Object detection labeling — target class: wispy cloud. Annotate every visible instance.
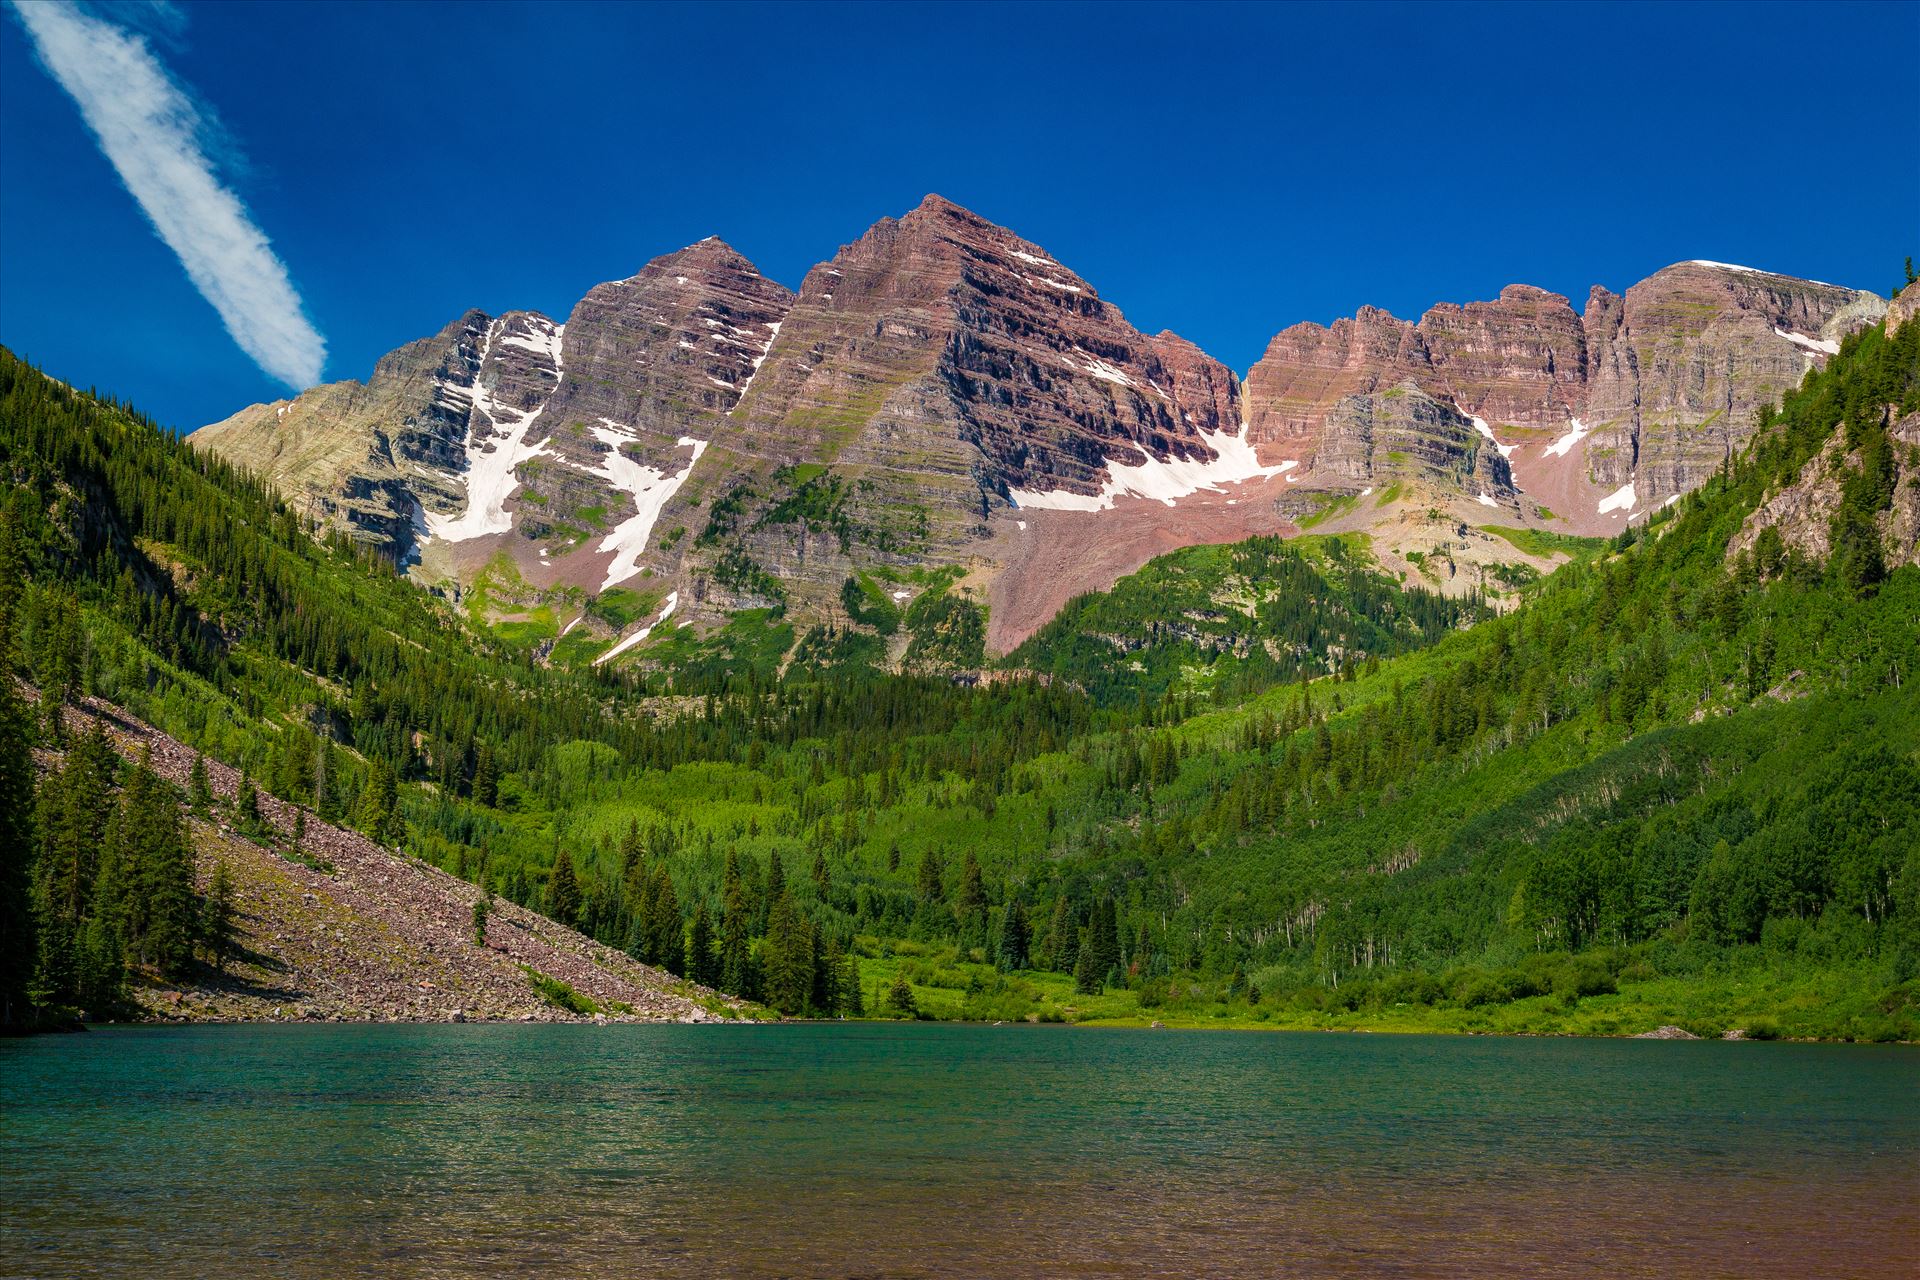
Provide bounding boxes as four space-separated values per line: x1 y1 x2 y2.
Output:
9 0 326 389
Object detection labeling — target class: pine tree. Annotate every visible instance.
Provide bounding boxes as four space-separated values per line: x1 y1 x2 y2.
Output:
886 971 917 1016
1073 932 1100 995
472 742 498 808
201 863 238 975
720 862 751 998
840 948 863 1016
1047 897 1079 974
997 898 1031 972
116 752 196 977
187 754 212 814
357 756 398 846
916 848 945 903
688 901 716 987
760 852 783 909
625 868 657 962
955 851 986 940
472 889 492 946
651 868 683 975
547 846 582 926
763 888 811 1015
235 774 264 835
1089 895 1122 986
0 674 37 1028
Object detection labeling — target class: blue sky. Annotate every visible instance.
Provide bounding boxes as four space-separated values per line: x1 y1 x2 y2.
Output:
2 0 1916 431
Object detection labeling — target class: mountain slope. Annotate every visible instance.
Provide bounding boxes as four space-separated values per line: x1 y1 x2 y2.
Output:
53 695 736 1023
1246 262 1885 534
191 200 1885 663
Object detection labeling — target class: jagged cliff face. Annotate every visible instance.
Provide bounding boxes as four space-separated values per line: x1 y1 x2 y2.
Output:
675 196 1260 619
1246 262 1885 532
193 197 1888 660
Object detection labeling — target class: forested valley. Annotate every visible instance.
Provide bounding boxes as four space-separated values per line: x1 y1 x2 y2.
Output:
2 308 1917 1040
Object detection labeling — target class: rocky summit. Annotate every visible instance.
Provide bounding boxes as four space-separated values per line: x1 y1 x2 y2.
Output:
192 197 1887 661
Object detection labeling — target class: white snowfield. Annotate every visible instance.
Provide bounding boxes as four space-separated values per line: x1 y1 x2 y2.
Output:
1543 417 1590 459
594 591 678 667
424 318 565 544
1469 413 1518 458
591 425 708 591
1009 249 1055 267
1477 493 1497 507
1010 425 1294 512
1598 481 1637 515
1774 327 1840 356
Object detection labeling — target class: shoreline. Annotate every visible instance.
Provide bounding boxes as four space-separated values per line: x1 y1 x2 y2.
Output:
59 1011 1916 1046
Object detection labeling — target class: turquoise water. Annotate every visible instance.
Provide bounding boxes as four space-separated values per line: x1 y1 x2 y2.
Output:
2 1024 1915 1277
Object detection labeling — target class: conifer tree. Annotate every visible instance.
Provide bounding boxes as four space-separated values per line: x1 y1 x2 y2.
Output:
1089 895 1122 986
625 869 657 962
886 971 917 1016
956 851 987 940
761 850 785 935
812 924 838 1014
651 868 683 975
0 674 37 1028
763 888 811 1014
720 862 751 998
840 947 863 1016
473 889 492 947
688 901 716 988
357 757 399 846
201 863 238 974
997 898 1031 972
235 774 263 835
472 742 498 808
546 846 582 926
1073 932 1100 995
916 848 946 903
188 754 212 814
1047 897 1079 974
115 753 196 976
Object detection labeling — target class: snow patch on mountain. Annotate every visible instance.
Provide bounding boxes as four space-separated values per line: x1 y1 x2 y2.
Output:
594 591 679 667
1598 481 1637 515
425 318 563 543
1469 413 1518 458
1009 423 1291 512
1774 327 1839 356
1543 417 1590 459
593 429 708 590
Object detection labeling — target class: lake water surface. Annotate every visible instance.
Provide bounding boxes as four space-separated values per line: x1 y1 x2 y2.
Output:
2 1023 1915 1277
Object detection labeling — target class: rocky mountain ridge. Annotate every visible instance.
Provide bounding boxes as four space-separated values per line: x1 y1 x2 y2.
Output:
193 196 1888 660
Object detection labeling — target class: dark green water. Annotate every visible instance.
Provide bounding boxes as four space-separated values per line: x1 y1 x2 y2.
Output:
2 1024 1915 1278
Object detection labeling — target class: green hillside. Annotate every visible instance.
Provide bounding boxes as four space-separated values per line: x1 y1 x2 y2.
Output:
3 308 1918 1040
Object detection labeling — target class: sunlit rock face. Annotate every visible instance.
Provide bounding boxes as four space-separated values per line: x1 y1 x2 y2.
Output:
195 199 1885 648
